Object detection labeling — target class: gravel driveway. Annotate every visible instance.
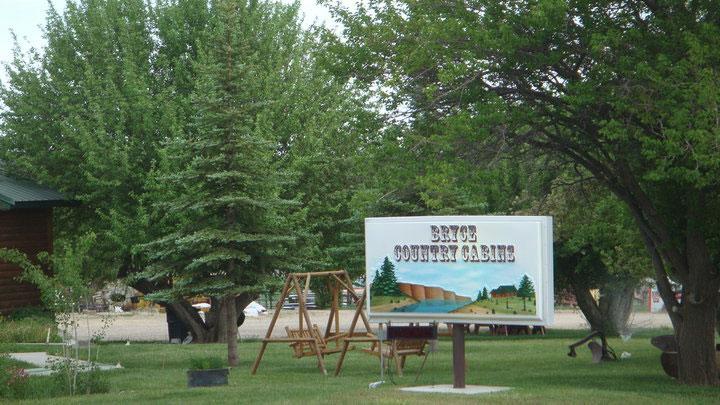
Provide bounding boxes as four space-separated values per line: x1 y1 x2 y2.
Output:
64 309 673 342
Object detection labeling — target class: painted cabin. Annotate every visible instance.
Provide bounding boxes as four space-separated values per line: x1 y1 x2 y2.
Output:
490 285 518 299
0 167 73 314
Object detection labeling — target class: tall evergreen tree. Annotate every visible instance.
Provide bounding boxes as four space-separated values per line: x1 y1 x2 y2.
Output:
138 0 303 365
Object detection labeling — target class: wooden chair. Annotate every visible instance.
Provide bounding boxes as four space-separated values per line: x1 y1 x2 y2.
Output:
364 338 427 376
285 324 343 358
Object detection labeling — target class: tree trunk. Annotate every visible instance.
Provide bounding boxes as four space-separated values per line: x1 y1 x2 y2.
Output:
166 300 212 342
129 274 257 343
225 296 239 367
676 236 719 385
677 298 718 384
215 297 230 343
159 293 256 343
570 279 614 336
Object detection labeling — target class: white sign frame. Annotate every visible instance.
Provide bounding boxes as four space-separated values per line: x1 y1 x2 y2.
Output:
365 216 553 325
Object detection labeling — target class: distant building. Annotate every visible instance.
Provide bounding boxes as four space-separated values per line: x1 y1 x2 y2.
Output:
0 165 75 314
490 285 518 299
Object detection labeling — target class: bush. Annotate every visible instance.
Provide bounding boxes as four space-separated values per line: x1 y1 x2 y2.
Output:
50 360 110 396
189 356 225 370
7 306 55 321
0 355 111 400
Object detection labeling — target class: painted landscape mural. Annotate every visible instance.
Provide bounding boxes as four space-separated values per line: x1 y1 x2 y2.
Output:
369 256 536 315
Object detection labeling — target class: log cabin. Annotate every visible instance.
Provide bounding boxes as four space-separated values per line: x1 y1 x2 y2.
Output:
0 166 74 314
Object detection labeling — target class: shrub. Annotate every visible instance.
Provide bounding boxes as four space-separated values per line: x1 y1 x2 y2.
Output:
7 306 54 321
189 356 225 370
50 360 110 396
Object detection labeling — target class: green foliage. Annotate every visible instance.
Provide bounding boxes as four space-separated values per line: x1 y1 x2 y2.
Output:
137 0 309 303
49 361 110 397
189 356 225 370
518 275 535 299
0 233 96 314
0 0 170 279
370 257 402 297
545 180 650 288
0 234 96 315
6 307 55 322
327 5 720 367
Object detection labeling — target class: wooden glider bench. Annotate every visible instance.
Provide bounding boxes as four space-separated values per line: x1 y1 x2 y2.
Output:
363 338 428 376
285 324 343 358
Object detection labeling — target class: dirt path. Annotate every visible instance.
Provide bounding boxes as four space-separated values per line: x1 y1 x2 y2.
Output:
65 309 673 342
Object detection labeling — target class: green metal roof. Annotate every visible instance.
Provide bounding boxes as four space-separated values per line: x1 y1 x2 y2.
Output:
0 164 75 210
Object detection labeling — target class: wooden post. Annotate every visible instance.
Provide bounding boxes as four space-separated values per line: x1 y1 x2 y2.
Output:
251 275 293 374
333 284 340 337
325 283 336 338
452 323 466 389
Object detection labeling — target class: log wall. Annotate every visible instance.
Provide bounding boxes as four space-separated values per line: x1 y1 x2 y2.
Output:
0 208 52 314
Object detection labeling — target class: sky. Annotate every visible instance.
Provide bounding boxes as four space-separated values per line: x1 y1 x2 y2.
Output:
0 0 349 84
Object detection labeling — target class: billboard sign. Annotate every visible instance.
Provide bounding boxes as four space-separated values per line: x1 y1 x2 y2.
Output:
365 216 553 325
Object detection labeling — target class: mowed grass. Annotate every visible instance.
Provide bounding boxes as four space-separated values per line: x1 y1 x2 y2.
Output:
2 328 718 404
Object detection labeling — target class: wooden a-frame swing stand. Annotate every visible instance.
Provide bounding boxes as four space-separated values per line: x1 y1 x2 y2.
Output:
250 270 373 375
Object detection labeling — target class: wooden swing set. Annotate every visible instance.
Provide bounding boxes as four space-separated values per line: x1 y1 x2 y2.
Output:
250 270 374 375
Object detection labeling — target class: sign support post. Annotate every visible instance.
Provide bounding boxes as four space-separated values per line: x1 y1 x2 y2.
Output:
452 324 466 388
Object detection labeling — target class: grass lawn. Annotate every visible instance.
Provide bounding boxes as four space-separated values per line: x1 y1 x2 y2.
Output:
1 328 718 404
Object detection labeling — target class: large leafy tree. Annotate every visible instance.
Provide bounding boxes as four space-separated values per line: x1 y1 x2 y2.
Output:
549 179 650 338
1 0 376 345
328 0 720 384
0 0 166 280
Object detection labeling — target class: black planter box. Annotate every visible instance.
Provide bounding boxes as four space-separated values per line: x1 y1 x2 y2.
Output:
187 368 229 388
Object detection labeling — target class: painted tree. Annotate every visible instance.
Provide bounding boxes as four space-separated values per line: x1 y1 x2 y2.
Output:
518 275 535 311
328 0 720 384
476 287 489 302
370 269 382 297
371 257 402 297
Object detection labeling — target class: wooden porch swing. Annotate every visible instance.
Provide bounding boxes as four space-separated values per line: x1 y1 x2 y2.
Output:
250 270 373 375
